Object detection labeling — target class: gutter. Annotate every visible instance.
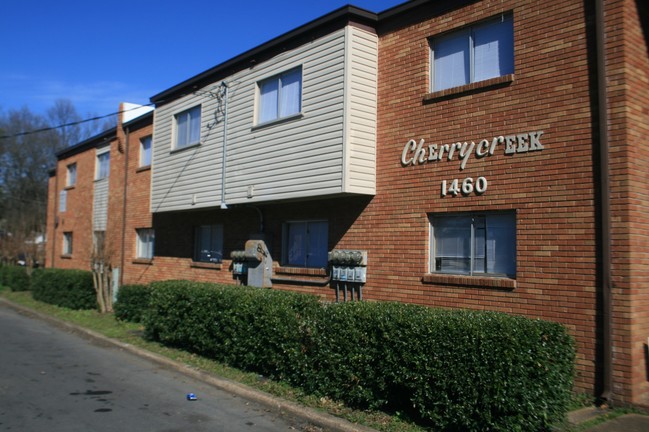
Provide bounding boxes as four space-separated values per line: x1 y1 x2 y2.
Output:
594 0 613 404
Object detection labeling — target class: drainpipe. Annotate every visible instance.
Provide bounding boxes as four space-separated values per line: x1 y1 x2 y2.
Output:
51 165 60 267
220 82 229 210
594 0 613 404
119 126 130 287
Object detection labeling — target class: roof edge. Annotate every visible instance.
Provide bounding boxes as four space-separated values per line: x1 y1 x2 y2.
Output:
150 5 378 105
55 128 116 159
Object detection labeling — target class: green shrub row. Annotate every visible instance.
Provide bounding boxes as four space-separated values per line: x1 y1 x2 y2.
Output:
0 265 30 291
114 284 152 323
31 268 97 310
144 280 575 431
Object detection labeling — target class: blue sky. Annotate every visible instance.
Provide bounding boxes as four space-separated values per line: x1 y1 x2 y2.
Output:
1 0 404 118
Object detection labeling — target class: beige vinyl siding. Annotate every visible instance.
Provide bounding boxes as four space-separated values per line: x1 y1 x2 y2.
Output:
151 24 377 212
344 26 377 195
151 97 223 212
224 29 347 204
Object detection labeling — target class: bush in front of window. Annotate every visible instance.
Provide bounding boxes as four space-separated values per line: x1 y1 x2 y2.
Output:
30 268 96 310
0 265 30 291
143 281 575 431
302 302 575 431
114 284 152 323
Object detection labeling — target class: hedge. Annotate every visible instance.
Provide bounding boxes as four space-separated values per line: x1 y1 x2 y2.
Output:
143 280 575 431
31 268 96 310
0 265 30 291
144 280 321 382
114 284 152 323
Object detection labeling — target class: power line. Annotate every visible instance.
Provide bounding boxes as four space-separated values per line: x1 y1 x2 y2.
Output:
0 103 155 141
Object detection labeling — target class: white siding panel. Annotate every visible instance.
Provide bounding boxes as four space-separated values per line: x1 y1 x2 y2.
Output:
93 179 108 231
223 29 348 205
151 25 377 212
344 26 378 195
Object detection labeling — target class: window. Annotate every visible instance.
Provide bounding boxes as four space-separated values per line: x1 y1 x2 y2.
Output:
96 150 110 180
283 220 328 268
258 67 302 124
194 224 223 263
430 14 513 92
175 106 201 149
139 136 152 167
430 212 516 277
136 228 155 259
59 190 67 212
66 163 77 187
63 232 73 255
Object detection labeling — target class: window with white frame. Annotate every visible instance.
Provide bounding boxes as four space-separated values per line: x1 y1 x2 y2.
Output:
66 163 77 187
430 13 513 92
174 105 201 149
136 228 155 259
63 232 73 255
96 150 110 180
59 190 67 212
283 220 328 268
139 136 152 167
193 224 223 263
430 212 516 277
257 67 302 124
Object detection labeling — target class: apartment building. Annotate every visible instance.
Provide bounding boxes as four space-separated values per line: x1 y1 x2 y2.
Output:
46 0 649 406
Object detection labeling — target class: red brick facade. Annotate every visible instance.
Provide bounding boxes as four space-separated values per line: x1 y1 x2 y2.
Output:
46 0 649 406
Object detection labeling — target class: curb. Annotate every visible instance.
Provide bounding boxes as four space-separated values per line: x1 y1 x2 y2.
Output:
0 298 377 432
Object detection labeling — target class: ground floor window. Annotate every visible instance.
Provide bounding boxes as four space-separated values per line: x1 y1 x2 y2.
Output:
283 220 328 268
430 212 516 277
62 232 73 255
194 224 223 263
136 228 155 259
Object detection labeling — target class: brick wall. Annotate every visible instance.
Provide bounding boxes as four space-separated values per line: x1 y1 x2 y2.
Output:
120 120 155 286
47 144 102 271
369 0 600 394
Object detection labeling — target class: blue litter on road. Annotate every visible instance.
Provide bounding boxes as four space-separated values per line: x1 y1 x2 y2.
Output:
186 393 197 401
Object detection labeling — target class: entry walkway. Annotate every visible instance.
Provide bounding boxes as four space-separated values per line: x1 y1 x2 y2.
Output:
569 407 649 431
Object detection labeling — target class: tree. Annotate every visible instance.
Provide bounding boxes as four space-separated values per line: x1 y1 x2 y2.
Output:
0 99 111 266
0 107 58 265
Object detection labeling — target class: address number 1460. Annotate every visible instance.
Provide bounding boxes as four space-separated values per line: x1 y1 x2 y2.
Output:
441 177 488 197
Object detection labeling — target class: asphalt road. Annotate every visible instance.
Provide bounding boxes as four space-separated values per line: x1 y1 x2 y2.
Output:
0 304 312 432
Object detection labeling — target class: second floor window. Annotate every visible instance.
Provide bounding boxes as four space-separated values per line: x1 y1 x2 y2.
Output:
258 67 302 124
175 106 201 149
430 13 513 92
66 163 77 187
96 151 110 180
139 136 152 167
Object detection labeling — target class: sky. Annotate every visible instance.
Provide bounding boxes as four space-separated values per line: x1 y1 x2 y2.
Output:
1 0 405 119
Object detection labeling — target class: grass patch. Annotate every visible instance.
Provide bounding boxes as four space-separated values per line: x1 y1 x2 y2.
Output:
0 289 422 432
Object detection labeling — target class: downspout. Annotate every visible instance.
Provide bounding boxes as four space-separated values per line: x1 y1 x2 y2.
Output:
594 0 613 404
119 126 130 287
220 82 229 210
51 166 59 267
